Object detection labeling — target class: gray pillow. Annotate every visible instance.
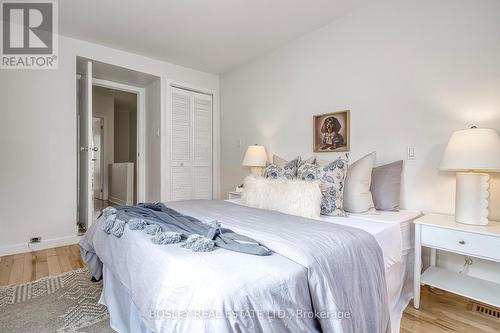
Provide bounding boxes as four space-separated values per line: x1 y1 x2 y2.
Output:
370 160 403 211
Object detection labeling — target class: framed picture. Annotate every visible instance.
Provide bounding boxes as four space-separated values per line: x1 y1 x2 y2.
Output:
313 110 350 152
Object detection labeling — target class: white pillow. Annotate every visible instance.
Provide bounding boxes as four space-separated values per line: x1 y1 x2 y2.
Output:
241 175 322 218
343 152 376 213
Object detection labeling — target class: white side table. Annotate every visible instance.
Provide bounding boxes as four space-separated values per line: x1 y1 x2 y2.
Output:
413 214 500 309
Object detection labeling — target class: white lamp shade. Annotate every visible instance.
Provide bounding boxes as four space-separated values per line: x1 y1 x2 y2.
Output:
242 145 267 167
440 128 500 172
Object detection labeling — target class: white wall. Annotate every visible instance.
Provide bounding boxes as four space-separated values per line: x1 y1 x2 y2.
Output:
129 108 137 168
145 79 162 202
0 35 219 255
114 107 137 203
114 110 132 163
221 0 500 281
109 162 134 206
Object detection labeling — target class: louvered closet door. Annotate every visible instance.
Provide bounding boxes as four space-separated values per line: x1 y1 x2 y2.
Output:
192 92 212 199
170 87 213 201
171 88 192 200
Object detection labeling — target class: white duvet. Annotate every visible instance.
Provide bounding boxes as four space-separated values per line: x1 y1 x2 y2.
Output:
86 200 419 333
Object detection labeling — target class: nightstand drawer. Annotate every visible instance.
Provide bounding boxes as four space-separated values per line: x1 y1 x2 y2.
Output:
421 225 500 262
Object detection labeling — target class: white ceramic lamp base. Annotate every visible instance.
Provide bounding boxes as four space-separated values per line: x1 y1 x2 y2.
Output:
455 172 490 225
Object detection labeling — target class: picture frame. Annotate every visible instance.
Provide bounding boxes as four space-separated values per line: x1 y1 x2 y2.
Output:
313 110 350 152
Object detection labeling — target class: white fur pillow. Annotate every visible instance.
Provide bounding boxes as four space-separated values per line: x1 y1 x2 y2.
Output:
241 176 322 219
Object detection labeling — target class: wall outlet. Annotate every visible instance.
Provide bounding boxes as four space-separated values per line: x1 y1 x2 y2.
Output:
30 236 42 243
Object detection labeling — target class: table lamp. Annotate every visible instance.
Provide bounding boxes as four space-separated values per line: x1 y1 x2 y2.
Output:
242 144 267 176
440 127 500 225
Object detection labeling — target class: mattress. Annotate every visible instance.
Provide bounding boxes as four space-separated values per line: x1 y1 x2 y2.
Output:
349 210 421 252
320 209 421 267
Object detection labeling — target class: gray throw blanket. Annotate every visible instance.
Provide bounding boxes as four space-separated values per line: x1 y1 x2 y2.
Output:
101 202 271 255
81 203 271 278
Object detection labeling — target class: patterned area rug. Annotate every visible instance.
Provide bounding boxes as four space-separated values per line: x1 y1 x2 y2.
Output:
0 268 113 333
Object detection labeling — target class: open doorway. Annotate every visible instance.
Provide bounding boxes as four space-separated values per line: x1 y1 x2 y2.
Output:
92 86 138 220
77 58 160 231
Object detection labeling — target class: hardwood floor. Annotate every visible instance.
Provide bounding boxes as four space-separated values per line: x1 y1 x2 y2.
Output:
402 286 500 333
0 245 83 286
1 245 499 332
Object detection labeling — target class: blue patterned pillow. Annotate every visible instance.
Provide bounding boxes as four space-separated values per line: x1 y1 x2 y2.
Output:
298 155 349 216
265 155 300 180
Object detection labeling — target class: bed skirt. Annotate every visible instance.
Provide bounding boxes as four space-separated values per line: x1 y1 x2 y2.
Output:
99 266 152 333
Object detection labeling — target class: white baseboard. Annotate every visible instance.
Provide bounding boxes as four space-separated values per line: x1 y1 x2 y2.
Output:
0 235 82 256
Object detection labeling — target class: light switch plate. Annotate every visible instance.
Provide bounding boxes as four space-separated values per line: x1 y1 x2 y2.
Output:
407 146 416 160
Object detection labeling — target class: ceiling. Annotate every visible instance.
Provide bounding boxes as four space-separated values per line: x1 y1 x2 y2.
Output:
60 0 368 74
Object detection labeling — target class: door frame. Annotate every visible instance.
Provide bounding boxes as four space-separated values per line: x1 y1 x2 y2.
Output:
92 78 146 203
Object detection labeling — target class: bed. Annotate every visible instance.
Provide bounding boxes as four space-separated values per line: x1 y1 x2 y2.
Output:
81 199 420 333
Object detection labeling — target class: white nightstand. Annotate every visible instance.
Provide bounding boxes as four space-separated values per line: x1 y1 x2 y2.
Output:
414 214 500 309
228 191 243 200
